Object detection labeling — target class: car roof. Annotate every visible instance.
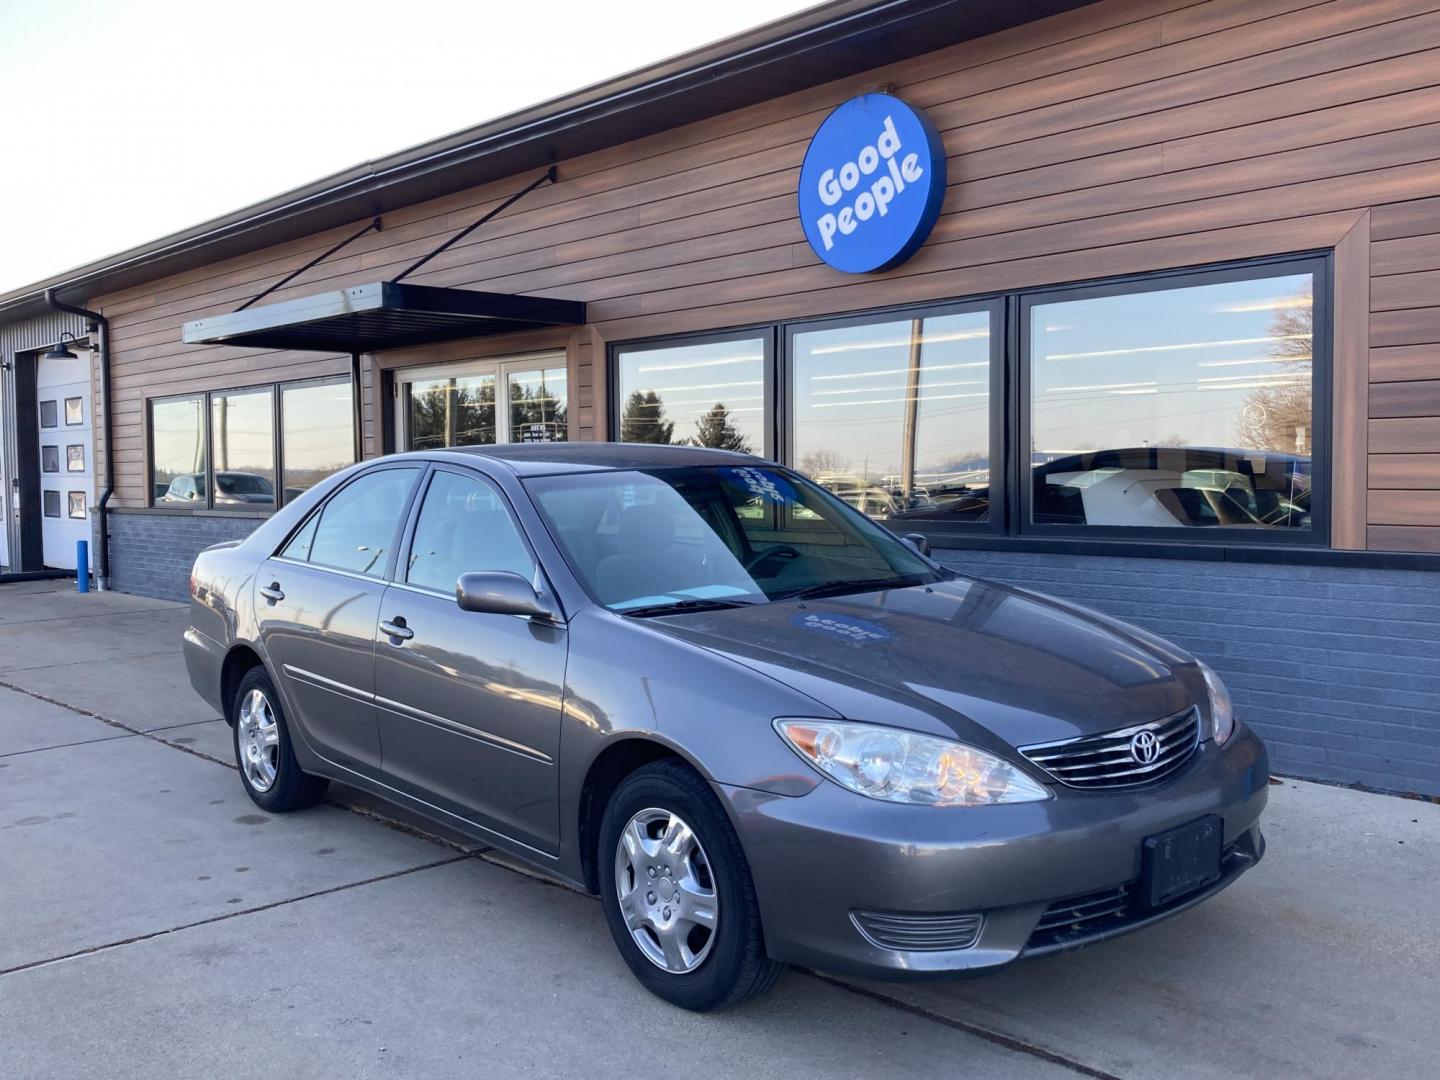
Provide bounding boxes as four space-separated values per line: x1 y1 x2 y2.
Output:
416 442 767 476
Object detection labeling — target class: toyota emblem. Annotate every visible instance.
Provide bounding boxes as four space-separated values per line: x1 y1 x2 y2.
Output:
1129 729 1160 765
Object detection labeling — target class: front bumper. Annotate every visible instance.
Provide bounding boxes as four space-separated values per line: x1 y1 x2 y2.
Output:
718 724 1268 979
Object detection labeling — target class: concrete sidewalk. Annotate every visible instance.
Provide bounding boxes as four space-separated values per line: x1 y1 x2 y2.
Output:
1 581 1436 1079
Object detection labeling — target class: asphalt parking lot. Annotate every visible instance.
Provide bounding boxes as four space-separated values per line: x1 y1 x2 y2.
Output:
2 580 1437 1079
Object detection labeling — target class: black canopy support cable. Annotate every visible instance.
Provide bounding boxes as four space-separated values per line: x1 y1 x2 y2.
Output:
235 217 383 311
391 166 557 284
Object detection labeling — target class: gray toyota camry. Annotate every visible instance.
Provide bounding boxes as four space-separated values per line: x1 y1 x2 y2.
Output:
184 443 1268 1011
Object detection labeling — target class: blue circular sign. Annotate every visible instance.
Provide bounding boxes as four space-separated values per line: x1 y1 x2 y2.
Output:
798 93 947 274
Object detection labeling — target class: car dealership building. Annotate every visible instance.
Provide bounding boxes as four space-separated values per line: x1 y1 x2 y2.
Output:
1 0 1438 795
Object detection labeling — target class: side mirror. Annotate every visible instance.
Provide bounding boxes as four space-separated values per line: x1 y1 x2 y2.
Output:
456 571 553 619
901 533 931 557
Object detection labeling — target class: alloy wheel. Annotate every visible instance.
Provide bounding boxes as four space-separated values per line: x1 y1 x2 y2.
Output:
613 807 720 973
237 688 280 793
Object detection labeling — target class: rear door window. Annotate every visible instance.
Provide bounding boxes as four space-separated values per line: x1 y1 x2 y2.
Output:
305 467 421 578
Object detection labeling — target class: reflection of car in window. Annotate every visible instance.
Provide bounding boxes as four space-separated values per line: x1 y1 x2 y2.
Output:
1031 448 1310 529
160 474 202 502
213 472 275 505
811 470 991 522
162 471 275 506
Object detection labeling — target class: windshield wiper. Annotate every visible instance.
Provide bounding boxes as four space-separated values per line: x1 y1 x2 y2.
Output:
770 577 924 603
619 598 763 618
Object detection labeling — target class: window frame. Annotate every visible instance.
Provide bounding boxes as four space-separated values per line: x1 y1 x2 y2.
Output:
146 374 354 512
608 326 778 459
146 393 209 508
781 295 1007 541
1014 253 1332 547
209 384 278 512
606 251 1333 551
279 376 362 505
393 350 569 451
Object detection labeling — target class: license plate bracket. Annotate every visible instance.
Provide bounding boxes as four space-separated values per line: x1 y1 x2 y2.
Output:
1142 815 1223 909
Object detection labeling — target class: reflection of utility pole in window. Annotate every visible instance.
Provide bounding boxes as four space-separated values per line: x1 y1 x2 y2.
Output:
900 318 922 503
192 398 205 474
445 378 458 448
216 396 229 470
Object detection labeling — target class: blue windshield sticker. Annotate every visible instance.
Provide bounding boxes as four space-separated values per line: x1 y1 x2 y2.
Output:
727 467 795 504
792 611 891 644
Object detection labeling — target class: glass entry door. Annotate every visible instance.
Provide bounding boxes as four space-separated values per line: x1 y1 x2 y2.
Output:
405 371 497 450
397 353 567 451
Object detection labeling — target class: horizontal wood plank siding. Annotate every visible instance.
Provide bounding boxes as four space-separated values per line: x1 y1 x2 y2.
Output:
86 0 1440 554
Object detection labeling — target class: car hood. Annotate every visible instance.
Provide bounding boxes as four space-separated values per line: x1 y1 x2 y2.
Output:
641 576 1202 751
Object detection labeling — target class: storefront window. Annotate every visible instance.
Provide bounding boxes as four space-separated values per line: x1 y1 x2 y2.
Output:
406 373 497 450
508 366 568 443
149 377 356 511
791 309 993 522
151 396 207 505
1028 270 1316 531
615 336 766 454
281 379 355 503
211 388 276 509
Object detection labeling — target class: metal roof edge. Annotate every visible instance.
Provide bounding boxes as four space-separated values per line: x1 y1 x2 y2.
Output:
0 0 1087 320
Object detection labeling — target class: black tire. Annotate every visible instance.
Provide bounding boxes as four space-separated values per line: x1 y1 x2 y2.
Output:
598 758 785 1011
230 666 328 812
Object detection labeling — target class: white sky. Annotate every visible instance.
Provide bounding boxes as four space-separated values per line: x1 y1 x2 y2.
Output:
0 0 821 295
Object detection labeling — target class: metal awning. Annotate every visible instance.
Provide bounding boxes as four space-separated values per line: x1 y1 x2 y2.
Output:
182 282 585 353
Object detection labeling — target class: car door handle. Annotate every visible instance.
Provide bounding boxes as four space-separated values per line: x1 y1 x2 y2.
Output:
259 582 285 602
379 617 414 642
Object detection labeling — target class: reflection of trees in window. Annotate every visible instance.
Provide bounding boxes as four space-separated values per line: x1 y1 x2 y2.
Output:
410 379 496 449
620 390 673 444
798 448 848 476
688 402 751 453
508 373 569 441
1235 287 1313 456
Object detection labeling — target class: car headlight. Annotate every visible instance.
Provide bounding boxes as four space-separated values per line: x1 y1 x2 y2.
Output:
773 719 1050 807
1198 661 1236 745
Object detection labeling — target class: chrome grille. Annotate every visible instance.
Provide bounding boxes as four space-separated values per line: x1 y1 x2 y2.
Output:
851 909 983 951
1020 708 1201 790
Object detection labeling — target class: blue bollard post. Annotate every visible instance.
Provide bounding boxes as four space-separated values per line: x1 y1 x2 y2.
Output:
76 539 90 593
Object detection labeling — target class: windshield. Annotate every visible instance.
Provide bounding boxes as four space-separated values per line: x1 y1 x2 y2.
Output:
525 464 946 613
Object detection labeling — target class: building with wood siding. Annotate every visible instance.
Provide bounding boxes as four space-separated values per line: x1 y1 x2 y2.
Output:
1 0 1439 795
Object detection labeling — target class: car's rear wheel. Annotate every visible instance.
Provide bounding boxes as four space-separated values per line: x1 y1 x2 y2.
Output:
231 667 328 812
598 759 784 1010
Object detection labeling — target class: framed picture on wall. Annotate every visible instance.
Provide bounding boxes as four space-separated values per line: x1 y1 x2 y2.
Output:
42 446 60 473
68 492 87 520
43 490 61 517
40 400 58 428
66 445 85 472
65 397 84 426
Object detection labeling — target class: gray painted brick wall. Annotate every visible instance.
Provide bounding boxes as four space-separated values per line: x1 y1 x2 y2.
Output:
938 550 1440 798
107 512 260 602
104 510 1439 797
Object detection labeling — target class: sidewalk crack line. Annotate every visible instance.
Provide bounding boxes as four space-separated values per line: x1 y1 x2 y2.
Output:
0 854 475 978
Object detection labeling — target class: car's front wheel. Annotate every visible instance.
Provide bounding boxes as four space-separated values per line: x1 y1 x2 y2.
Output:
231 666 328 812
598 759 784 1010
